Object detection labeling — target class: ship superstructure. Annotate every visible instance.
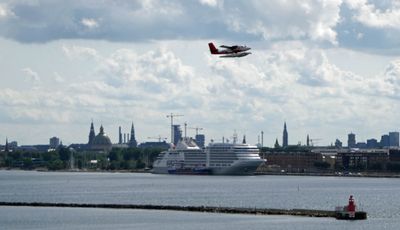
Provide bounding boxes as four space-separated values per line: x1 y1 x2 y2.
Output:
206 142 264 175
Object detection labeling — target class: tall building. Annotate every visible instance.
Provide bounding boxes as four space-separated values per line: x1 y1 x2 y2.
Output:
195 134 205 148
118 126 122 144
306 134 310 147
88 121 96 145
282 122 288 147
380 134 390 147
389 132 400 147
128 123 138 148
347 133 356 148
49 137 60 149
173 125 182 145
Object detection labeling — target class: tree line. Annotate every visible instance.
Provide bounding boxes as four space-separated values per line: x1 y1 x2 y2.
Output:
0 146 164 171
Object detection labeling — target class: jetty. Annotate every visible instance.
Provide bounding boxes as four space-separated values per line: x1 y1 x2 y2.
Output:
0 201 366 219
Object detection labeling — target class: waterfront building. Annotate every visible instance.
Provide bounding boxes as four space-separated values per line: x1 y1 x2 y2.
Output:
263 151 322 173
389 149 400 162
173 125 182 146
347 133 356 148
195 134 205 148
282 122 288 147
389 132 399 147
336 149 388 170
49 137 60 149
380 134 390 147
128 123 138 148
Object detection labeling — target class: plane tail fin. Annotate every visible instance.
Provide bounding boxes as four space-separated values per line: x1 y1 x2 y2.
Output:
208 42 219 54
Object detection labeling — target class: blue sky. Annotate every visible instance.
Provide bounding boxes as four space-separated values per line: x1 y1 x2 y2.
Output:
1 0 400 146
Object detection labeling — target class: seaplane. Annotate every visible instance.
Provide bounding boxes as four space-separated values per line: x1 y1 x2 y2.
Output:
208 42 251 58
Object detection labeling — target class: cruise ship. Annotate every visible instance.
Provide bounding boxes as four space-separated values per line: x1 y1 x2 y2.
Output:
152 137 266 175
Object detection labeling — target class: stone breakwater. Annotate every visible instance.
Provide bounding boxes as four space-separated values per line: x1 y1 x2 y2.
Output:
0 201 343 218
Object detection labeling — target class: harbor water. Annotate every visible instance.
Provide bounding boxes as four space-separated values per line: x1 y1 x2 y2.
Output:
0 170 399 229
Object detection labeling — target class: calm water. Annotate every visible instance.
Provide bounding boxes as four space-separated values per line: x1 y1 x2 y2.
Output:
0 170 399 229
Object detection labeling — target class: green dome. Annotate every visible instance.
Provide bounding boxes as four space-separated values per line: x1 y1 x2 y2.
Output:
91 125 112 151
93 134 112 146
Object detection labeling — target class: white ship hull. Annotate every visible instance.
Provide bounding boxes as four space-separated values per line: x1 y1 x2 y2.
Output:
210 159 264 175
152 139 266 175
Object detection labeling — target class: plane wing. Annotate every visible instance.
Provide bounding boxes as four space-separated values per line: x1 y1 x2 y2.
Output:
220 45 238 50
219 52 251 58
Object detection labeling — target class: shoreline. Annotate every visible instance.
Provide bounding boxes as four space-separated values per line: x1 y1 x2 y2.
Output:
1 168 400 178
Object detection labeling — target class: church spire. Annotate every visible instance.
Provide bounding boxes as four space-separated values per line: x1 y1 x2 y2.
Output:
88 120 96 145
282 122 288 147
5 137 9 153
128 122 137 147
274 138 280 148
99 124 105 135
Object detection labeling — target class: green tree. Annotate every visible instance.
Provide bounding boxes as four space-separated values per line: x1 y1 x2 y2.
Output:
47 159 65 170
108 149 120 162
22 158 33 169
58 146 71 162
136 159 146 169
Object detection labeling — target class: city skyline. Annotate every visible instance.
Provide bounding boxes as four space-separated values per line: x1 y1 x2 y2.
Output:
1 1 400 145
2 119 400 149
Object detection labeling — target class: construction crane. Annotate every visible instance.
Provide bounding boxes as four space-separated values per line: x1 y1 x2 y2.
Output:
147 136 167 142
166 113 183 144
188 126 204 136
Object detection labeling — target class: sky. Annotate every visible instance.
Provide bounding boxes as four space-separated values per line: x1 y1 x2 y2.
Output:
1 0 400 146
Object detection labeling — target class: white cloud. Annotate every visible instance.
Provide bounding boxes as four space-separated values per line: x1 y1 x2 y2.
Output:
0 0 343 45
345 0 400 28
21 68 40 82
222 0 342 44
81 18 99 29
62 44 99 60
199 0 221 8
0 3 14 19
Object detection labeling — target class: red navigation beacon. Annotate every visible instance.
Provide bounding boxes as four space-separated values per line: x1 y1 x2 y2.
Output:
347 195 356 212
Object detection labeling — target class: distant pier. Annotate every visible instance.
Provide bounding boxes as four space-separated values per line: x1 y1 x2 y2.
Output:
0 201 367 219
